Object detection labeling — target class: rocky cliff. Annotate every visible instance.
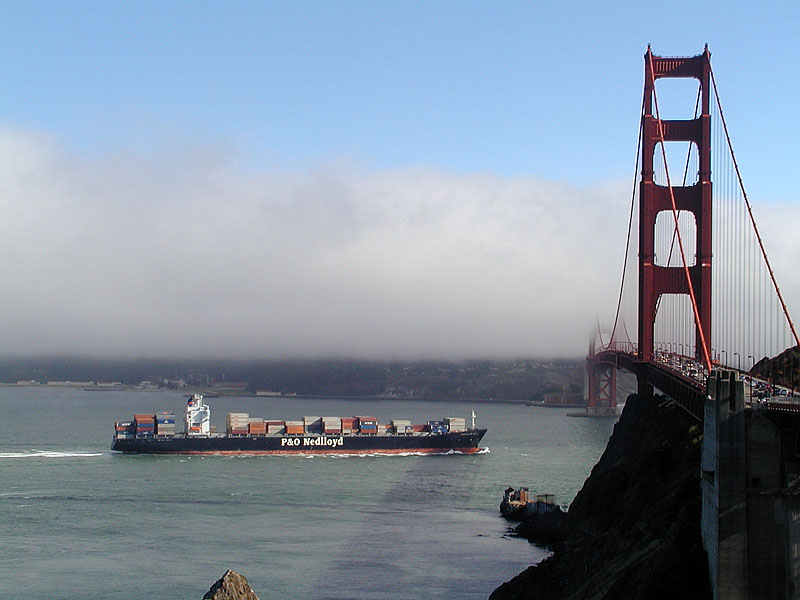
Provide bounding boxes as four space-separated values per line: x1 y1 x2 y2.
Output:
491 395 712 600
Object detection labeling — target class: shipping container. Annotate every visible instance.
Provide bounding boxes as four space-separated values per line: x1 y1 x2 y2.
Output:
355 416 377 428
285 421 304 435
359 423 378 435
445 417 466 433
248 423 267 434
321 417 342 434
322 420 342 433
227 412 250 433
303 417 321 433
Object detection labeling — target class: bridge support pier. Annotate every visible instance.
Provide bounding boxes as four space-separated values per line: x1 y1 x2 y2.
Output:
702 370 747 600
702 370 800 599
579 346 620 418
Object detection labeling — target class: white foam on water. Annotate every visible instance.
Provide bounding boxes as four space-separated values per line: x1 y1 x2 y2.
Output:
0 450 106 459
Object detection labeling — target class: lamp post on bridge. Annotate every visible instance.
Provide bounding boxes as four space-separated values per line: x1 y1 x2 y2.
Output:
748 355 755 398
721 350 728 368
734 352 741 373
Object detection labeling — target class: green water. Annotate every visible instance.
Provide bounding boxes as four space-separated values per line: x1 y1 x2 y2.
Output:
0 387 615 599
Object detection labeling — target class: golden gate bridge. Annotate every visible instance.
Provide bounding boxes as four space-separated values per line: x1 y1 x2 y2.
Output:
585 45 799 420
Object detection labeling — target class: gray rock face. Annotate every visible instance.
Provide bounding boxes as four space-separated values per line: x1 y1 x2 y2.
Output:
202 570 260 600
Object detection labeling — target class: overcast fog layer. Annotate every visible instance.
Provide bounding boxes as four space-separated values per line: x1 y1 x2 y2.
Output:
2 125 798 360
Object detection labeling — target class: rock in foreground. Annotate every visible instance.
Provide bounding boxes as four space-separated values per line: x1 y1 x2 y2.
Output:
203 571 259 600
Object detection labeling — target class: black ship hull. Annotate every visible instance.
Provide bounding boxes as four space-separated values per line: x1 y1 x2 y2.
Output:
111 429 487 455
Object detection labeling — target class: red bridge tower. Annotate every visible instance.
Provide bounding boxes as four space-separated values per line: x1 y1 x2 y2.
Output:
638 46 713 393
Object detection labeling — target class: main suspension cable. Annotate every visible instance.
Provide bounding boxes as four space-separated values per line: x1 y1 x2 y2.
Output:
609 95 646 351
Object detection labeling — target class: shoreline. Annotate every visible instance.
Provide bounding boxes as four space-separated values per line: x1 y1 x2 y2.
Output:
1 382 530 404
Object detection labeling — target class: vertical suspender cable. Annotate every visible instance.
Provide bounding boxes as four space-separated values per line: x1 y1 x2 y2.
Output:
710 67 800 348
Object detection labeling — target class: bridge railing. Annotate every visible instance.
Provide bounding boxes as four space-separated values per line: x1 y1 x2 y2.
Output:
595 341 638 355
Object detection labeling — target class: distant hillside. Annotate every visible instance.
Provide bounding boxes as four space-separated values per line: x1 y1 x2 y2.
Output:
750 344 799 391
0 357 583 402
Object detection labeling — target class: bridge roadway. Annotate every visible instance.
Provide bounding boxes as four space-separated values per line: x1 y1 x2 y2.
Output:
592 349 799 422
594 350 707 420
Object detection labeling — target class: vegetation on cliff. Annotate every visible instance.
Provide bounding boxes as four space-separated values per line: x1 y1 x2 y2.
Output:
751 344 800 392
491 395 711 600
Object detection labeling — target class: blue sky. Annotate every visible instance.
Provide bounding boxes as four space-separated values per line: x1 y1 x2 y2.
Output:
4 1 798 189
1 1 798 358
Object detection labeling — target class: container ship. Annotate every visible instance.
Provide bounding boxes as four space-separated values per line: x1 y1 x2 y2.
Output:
112 394 487 455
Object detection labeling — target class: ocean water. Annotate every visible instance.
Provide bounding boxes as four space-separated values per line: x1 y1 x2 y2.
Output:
0 387 615 599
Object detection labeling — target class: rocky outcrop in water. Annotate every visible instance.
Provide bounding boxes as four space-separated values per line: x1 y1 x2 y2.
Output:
491 395 712 600
202 571 259 600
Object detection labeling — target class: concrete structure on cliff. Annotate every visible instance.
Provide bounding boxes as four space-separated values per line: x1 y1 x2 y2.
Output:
702 370 800 599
